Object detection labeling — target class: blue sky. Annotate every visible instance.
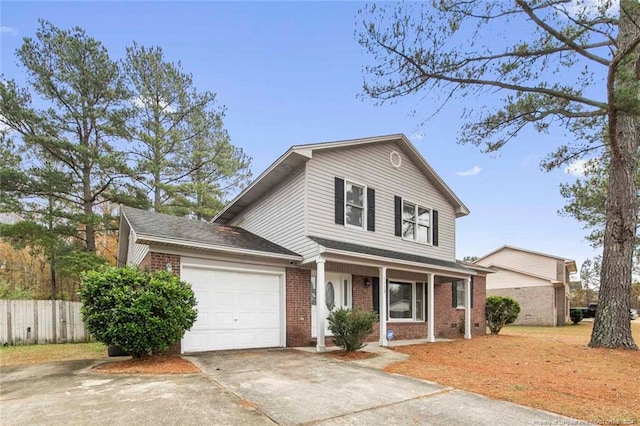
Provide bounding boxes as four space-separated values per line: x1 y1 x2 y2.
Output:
0 2 600 269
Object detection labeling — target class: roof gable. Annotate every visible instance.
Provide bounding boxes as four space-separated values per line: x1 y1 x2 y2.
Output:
213 134 469 224
486 263 561 284
475 245 576 266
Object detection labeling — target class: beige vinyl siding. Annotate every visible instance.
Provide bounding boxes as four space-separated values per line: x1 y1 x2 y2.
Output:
477 248 557 280
485 268 550 289
306 141 456 261
229 167 308 255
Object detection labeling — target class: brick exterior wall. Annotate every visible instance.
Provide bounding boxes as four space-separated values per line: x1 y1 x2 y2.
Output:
434 276 486 338
488 286 555 326
141 254 487 351
285 267 313 347
287 270 487 347
140 252 181 276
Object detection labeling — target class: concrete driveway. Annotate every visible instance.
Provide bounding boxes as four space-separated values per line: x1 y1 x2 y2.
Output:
0 359 271 425
1 349 585 425
188 349 582 425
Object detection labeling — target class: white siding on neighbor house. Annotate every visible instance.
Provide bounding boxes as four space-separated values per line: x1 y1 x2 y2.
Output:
306 141 457 261
485 268 551 290
229 167 309 256
127 228 149 266
477 248 558 281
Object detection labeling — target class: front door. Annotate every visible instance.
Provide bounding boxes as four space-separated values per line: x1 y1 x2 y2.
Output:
311 273 351 337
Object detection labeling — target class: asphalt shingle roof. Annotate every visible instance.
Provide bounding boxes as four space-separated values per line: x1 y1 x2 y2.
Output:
308 236 472 273
122 206 300 258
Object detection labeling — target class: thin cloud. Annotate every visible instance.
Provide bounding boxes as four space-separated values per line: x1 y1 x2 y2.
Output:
411 132 424 141
565 159 589 177
567 0 617 18
456 165 482 177
0 26 18 35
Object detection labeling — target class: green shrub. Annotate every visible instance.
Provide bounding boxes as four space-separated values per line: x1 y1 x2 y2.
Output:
485 296 520 335
80 266 197 358
327 307 378 352
0 280 36 300
570 309 583 325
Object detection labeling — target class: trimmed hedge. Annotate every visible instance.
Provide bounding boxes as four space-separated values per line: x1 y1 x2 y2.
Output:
485 295 520 335
327 307 378 352
80 266 197 358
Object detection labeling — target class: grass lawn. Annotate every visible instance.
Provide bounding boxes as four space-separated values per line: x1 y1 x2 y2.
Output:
386 320 640 424
0 342 107 366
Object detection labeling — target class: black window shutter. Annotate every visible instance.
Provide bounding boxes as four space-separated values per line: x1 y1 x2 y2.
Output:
470 277 474 308
394 196 402 236
335 177 344 225
432 210 439 246
452 281 457 308
372 277 380 314
367 188 375 231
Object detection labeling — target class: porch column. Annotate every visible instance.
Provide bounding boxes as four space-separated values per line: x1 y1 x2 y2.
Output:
464 277 472 340
316 256 326 352
427 273 435 343
379 266 388 346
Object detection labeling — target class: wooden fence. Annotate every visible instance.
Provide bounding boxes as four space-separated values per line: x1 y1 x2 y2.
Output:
0 299 89 345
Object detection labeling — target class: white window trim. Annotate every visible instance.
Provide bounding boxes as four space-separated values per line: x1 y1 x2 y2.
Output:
344 179 367 231
455 280 465 310
387 280 425 322
400 198 432 245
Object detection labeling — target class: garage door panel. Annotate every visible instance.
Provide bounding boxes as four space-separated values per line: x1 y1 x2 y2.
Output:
181 265 283 353
233 329 279 348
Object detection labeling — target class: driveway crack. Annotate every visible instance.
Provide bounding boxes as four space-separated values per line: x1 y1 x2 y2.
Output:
302 388 454 425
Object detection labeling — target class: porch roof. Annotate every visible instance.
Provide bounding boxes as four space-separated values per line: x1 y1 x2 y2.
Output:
308 236 473 274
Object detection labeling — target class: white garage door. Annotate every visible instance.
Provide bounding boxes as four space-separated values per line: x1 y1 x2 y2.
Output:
181 264 283 353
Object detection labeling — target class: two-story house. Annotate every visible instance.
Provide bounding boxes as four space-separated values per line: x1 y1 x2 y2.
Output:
474 246 577 326
117 134 491 353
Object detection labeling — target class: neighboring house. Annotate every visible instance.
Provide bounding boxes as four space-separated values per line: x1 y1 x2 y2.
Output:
117 134 491 354
474 246 577 326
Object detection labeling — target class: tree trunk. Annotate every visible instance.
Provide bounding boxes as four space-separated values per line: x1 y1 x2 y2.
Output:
84 175 96 253
154 171 161 212
50 256 56 301
589 0 639 350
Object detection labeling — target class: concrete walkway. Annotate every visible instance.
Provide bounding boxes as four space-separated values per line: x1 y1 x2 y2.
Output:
188 349 587 425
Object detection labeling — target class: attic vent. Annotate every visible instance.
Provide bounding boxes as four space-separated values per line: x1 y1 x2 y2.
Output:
390 150 402 168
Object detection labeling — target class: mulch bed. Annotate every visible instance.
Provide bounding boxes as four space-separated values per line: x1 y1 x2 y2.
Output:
92 354 200 374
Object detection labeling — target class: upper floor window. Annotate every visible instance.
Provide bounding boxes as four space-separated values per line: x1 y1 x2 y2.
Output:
402 201 431 244
345 181 365 228
335 177 375 231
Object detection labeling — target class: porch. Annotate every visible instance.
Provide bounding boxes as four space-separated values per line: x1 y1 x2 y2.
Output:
295 239 490 352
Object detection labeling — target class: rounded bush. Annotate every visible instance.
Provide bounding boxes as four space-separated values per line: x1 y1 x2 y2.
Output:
570 309 583 325
485 296 520 335
327 307 378 352
80 266 197 358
